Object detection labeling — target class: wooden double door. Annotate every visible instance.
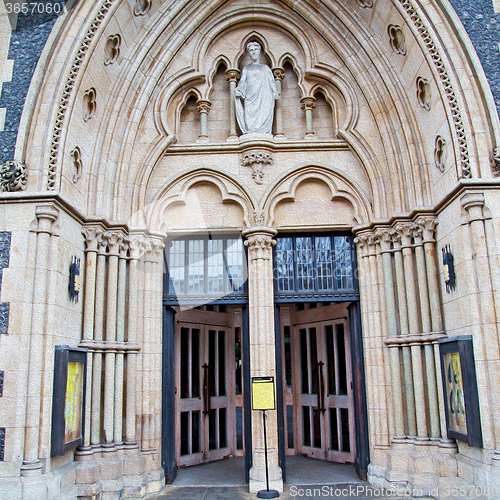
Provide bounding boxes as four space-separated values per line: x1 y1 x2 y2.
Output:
280 303 356 463
175 306 245 466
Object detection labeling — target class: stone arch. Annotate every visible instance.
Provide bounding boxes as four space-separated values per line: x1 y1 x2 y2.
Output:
263 165 372 228
146 169 255 232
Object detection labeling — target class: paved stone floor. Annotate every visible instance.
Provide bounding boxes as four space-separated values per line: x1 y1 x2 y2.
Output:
144 456 420 499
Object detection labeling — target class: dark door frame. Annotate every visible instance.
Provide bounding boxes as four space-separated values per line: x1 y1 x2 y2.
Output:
273 300 369 480
161 304 252 484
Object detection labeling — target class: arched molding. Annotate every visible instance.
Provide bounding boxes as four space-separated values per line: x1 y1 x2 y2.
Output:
206 57 231 100
263 165 372 228
145 168 255 232
278 54 306 96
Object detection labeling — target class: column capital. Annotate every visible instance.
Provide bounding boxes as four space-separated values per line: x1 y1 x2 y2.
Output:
225 68 241 82
374 228 393 252
242 227 277 260
102 230 124 256
415 216 438 242
196 99 211 114
393 222 415 247
272 67 285 81
82 226 104 252
34 204 59 234
119 238 129 258
461 192 486 223
127 236 145 260
300 96 316 111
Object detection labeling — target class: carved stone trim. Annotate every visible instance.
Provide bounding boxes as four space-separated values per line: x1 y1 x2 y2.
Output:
397 0 471 178
384 332 446 346
388 25 406 56
70 147 82 183
47 0 116 190
225 69 240 83
241 151 274 185
0 161 27 192
104 34 121 66
79 339 141 352
253 209 265 226
133 0 151 16
300 96 316 111
491 147 500 177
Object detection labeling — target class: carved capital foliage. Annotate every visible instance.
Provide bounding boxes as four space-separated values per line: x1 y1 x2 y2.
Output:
375 228 392 252
127 236 146 260
102 230 124 255
0 161 27 192
272 67 285 81
415 217 438 242
119 238 129 258
225 68 240 83
300 96 316 111
244 234 276 260
196 99 211 114
82 226 104 252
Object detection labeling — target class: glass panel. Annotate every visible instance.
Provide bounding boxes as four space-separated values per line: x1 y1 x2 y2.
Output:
209 330 216 396
287 405 294 449
168 240 185 294
284 326 292 388
315 236 334 290
236 407 243 450
326 325 336 395
330 409 339 451
276 237 294 291
188 239 205 293
296 237 314 290
180 328 189 399
219 408 227 448
313 408 321 448
192 328 200 398
341 408 350 452
207 239 225 293
192 411 200 454
235 328 242 395
300 329 309 394
227 238 245 292
334 236 353 290
218 330 226 397
310 328 318 395
337 324 347 395
180 411 189 455
209 409 217 450
302 406 311 447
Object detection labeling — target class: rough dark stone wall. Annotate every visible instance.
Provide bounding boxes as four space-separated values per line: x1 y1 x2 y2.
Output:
0 1 67 163
0 232 11 335
448 0 500 118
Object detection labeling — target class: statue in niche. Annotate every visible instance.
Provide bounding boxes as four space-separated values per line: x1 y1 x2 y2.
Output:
235 41 280 138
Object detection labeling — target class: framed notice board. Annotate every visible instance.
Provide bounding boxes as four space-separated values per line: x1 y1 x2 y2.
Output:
252 377 275 411
51 346 87 456
438 336 482 447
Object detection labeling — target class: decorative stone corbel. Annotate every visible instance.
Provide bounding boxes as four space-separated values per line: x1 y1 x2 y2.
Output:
241 151 274 184
491 147 500 177
0 160 27 192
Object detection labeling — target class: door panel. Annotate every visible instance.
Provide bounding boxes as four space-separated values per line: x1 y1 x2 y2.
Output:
280 303 356 463
175 307 244 466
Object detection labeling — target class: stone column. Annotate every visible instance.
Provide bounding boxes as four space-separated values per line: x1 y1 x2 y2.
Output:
413 226 440 439
300 96 316 137
391 229 417 436
22 205 59 475
81 226 103 451
125 237 143 447
91 236 107 447
272 67 285 139
225 68 240 141
196 99 211 143
114 238 129 446
461 193 500 449
377 229 405 437
242 227 283 494
399 224 428 439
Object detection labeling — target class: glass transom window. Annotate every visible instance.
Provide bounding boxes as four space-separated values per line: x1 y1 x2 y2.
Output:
274 234 356 298
165 235 247 304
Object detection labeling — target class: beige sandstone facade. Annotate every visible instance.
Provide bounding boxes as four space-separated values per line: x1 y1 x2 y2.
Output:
1 0 500 498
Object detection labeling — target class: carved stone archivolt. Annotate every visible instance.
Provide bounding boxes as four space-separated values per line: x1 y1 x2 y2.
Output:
0 160 28 192
241 151 274 185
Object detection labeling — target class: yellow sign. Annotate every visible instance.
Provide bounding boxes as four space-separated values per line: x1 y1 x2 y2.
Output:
252 377 275 410
64 361 84 443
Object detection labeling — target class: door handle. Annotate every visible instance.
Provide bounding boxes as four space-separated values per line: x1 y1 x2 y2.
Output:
203 363 210 415
318 361 326 413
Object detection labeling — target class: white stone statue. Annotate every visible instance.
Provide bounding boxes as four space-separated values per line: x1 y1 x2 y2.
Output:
235 42 280 138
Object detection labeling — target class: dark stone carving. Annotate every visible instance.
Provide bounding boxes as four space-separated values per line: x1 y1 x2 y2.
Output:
0 161 27 192
491 147 500 177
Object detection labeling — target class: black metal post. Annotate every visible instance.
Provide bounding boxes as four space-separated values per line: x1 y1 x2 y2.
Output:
257 410 279 498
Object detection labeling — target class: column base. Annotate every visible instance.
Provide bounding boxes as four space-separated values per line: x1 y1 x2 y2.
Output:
249 477 283 494
257 489 280 498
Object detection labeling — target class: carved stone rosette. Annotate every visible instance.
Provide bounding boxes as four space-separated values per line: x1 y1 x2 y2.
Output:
241 151 274 184
0 161 28 192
